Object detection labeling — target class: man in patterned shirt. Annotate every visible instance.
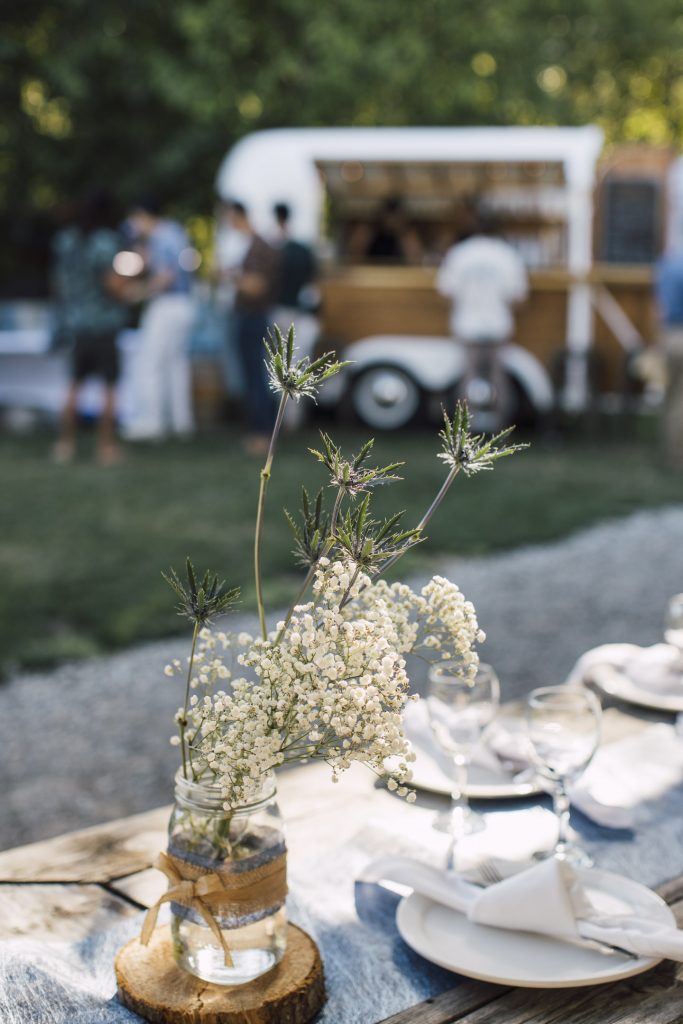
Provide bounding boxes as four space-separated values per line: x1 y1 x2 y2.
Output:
52 189 129 465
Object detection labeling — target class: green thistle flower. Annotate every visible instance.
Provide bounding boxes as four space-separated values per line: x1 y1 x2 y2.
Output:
162 558 240 627
334 495 422 573
309 433 403 496
265 324 347 402
284 487 331 569
437 402 529 476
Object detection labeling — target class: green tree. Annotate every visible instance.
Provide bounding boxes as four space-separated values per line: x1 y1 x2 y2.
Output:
3 0 683 295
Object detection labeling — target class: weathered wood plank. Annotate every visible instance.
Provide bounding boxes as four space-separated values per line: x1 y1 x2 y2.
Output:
110 867 167 909
375 981 508 1024
0 883 139 941
450 962 683 1024
0 806 169 883
658 876 683 912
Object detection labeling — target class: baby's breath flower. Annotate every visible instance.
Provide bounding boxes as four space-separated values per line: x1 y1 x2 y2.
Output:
171 566 482 806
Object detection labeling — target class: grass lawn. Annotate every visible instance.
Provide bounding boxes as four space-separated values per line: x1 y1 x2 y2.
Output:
0 421 680 677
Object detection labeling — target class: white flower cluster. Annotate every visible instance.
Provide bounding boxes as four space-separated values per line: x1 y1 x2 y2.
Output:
165 561 483 808
351 574 484 670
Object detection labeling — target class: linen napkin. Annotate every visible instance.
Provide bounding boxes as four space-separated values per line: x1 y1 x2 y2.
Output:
362 856 683 961
570 723 683 829
567 643 683 695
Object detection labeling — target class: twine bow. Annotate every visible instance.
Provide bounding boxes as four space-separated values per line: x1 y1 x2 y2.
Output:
140 851 235 966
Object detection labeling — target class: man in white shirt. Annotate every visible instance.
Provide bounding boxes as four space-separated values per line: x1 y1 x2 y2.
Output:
437 223 528 420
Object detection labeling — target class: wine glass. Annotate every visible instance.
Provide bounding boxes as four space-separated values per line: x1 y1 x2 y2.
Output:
526 686 601 867
427 661 500 837
665 594 683 667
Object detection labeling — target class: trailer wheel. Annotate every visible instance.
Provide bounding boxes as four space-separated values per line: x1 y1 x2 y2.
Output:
349 365 421 430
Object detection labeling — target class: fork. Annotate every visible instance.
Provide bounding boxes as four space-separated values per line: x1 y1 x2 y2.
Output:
476 858 505 886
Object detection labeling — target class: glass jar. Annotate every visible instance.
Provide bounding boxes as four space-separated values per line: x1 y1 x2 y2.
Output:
167 770 287 986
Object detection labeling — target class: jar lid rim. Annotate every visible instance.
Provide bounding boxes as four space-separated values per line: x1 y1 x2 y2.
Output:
173 769 277 809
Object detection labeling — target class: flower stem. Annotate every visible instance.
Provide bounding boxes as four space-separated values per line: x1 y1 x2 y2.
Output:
373 465 459 581
254 392 289 640
339 564 362 610
179 620 200 780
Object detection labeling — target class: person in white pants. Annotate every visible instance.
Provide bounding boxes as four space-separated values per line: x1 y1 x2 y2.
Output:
131 292 195 438
124 197 196 440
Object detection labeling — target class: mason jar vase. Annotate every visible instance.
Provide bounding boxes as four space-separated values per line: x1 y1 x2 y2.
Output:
168 771 287 985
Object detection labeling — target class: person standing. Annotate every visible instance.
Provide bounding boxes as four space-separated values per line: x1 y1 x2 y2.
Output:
123 196 196 441
437 218 528 422
227 201 279 455
272 201 318 370
656 249 683 467
52 188 129 465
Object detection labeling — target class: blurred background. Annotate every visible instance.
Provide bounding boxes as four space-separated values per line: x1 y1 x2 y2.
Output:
2 0 683 849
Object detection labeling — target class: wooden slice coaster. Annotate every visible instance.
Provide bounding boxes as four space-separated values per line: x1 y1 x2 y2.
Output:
115 923 326 1024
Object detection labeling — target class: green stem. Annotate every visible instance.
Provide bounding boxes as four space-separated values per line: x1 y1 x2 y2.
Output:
179 621 200 780
372 464 459 581
254 392 289 640
339 564 362 610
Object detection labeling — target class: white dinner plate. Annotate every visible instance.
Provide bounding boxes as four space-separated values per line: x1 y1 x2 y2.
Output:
396 867 673 988
410 753 543 800
400 703 543 799
591 664 683 714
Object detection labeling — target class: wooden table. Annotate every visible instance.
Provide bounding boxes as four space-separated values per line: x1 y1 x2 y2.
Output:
2 711 683 1024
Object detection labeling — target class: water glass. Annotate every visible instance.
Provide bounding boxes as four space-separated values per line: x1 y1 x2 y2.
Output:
427 661 500 837
526 686 601 866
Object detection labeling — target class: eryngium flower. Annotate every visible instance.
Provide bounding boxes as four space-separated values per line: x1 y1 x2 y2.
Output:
284 487 331 568
310 433 403 496
437 402 529 475
333 495 422 576
162 558 240 627
265 323 347 401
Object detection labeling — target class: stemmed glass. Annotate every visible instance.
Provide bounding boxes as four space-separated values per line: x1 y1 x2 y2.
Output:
427 661 500 837
526 686 601 867
665 594 683 668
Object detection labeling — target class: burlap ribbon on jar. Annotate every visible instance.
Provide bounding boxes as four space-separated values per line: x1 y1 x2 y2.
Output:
140 849 288 967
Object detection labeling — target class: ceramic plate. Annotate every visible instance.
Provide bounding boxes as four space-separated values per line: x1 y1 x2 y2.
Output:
409 753 542 800
402 706 543 799
591 664 683 714
396 868 672 988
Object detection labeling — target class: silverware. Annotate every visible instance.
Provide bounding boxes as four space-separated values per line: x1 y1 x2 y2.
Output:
568 936 640 961
477 859 505 886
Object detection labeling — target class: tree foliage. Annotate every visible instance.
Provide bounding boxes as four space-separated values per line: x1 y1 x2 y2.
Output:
3 0 683 294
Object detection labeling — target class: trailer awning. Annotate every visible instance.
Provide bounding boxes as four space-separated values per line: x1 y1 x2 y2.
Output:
315 158 565 202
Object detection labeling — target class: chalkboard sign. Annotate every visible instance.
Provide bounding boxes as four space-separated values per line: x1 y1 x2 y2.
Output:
601 179 660 264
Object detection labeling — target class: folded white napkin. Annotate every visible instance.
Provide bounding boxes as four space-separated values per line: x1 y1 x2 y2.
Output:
571 724 683 829
362 855 683 961
567 643 683 695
